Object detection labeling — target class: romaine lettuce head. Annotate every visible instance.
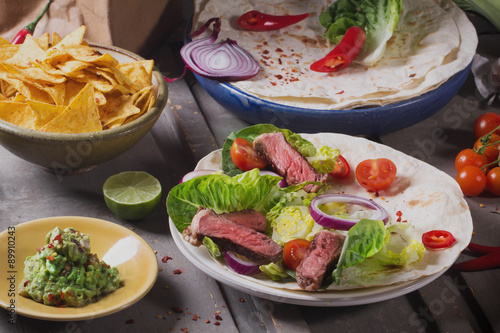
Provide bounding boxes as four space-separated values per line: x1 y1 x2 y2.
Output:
319 0 402 65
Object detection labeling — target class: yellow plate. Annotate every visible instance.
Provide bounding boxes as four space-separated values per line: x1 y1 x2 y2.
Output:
0 216 158 321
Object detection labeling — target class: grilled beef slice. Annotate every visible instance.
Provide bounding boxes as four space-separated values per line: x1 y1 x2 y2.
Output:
221 209 267 233
253 132 327 192
296 230 345 291
187 208 282 265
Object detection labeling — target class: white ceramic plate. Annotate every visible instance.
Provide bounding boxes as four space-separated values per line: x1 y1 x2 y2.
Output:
0 216 158 321
169 218 444 307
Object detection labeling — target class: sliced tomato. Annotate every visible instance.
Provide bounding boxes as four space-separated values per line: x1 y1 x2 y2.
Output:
230 137 268 171
283 239 311 271
329 154 351 179
422 230 456 249
355 158 397 192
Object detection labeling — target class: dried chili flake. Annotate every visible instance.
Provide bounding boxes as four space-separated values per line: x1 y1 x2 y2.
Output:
125 319 135 324
214 321 221 326
161 256 173 263
239 297 245 302
396 210 403 222
181 329 188 333
173 269 182 274
205 320 211 324
171 306 184 313
214 313 223 321
192 314 201 321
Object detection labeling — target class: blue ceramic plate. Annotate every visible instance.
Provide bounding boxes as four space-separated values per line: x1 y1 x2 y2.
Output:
194 62 471 136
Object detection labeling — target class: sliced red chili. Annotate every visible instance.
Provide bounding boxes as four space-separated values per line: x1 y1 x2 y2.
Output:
237 10 309 31
453 251 500 271
54 233 62 241
310 26 366 73
422 230 456 249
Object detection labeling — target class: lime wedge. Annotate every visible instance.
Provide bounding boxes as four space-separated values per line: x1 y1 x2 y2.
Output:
103 171 162 220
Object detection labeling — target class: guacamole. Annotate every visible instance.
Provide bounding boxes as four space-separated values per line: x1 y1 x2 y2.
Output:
19 227 120 307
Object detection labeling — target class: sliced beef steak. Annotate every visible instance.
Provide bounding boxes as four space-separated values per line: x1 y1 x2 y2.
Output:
296 230 345 291
222 209 267 233
253 132 327 192
187 208 282 265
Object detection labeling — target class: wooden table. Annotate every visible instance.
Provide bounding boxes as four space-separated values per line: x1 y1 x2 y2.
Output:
1 5 499 333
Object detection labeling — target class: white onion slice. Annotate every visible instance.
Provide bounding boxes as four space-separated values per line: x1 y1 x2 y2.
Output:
222 251 261 275
180 169 217 183
309 193 388 231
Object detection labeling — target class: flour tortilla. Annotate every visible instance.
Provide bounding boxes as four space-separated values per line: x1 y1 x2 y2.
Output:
194 133 473 290
193 0 477 110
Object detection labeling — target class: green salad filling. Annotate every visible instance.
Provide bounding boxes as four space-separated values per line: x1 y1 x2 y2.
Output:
19 227 120 307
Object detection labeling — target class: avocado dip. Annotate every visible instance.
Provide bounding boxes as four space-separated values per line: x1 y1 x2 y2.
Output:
19 227 120 307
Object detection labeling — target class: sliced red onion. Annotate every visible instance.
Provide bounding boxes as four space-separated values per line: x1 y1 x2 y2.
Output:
309 194 388 231
181 17 260 81
222 251 261 275
259 170 288 188
180 169 217 183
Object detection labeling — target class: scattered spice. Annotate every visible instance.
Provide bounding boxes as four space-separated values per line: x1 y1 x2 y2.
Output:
181 328 188 333
214 321 221 326
171 306 184 313
162 256 173 263
205 320 211 324
192 314 201 321
173 269 182 274
214 313 223 321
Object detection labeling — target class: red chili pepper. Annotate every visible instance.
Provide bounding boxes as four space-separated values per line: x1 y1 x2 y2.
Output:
11 0 52 45
467 242 500 255
310 26 366 73
54 233 62 241
237 10 309 31
453 251 500 271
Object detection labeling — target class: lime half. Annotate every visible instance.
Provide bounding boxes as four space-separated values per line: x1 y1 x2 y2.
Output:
103 171 162 220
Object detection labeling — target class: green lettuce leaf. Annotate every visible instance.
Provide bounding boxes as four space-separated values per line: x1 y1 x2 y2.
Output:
333 219 387 284
319 0 402 65
166 168 284 232
259 262 289 281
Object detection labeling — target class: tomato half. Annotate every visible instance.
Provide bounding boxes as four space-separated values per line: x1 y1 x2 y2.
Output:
473 112 500 139
355 158 397 192
486 167 500 196
329 154 351 179
422 230 456 249
456 165 487 197
473 133 500 166
230 137 268 171
283 239 311 271
455 148 488 172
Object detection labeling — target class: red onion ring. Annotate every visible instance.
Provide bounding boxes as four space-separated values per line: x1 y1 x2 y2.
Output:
181 17 260 81
222 251 261 275
309 193 388 231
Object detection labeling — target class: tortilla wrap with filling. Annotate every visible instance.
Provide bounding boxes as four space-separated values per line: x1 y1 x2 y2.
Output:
192 0 477 110
194 133 472 290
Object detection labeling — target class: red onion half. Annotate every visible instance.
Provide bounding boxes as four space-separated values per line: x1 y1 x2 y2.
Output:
181 17 260 81
309 193 388 231
222 251 261 275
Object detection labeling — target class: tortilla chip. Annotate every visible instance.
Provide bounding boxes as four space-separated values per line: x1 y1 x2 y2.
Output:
4 35 45 68
51 32 62 46
117 61 153 90
27 100 66 129
56 25 87 47
99 94 140 128
36 33 50 51
0 45 19 61
40 83 102 133
0 101 36 129
0 37 10 45
13 94 26 102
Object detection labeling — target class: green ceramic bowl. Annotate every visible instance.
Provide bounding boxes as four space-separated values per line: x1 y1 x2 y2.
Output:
0 44 168 174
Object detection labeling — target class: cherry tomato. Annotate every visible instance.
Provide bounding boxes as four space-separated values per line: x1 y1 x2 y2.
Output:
486 167 500 196
456 165 487 196
329 154 351 179
283 239 311 271
473 112 500 139
230 137 268 171
473 133 500 166
454 148 488 172
355 158 397 192
422 230 456 249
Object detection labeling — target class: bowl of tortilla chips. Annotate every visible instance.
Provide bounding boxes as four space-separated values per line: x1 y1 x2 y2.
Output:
0 26 167 173
190 0 478 136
